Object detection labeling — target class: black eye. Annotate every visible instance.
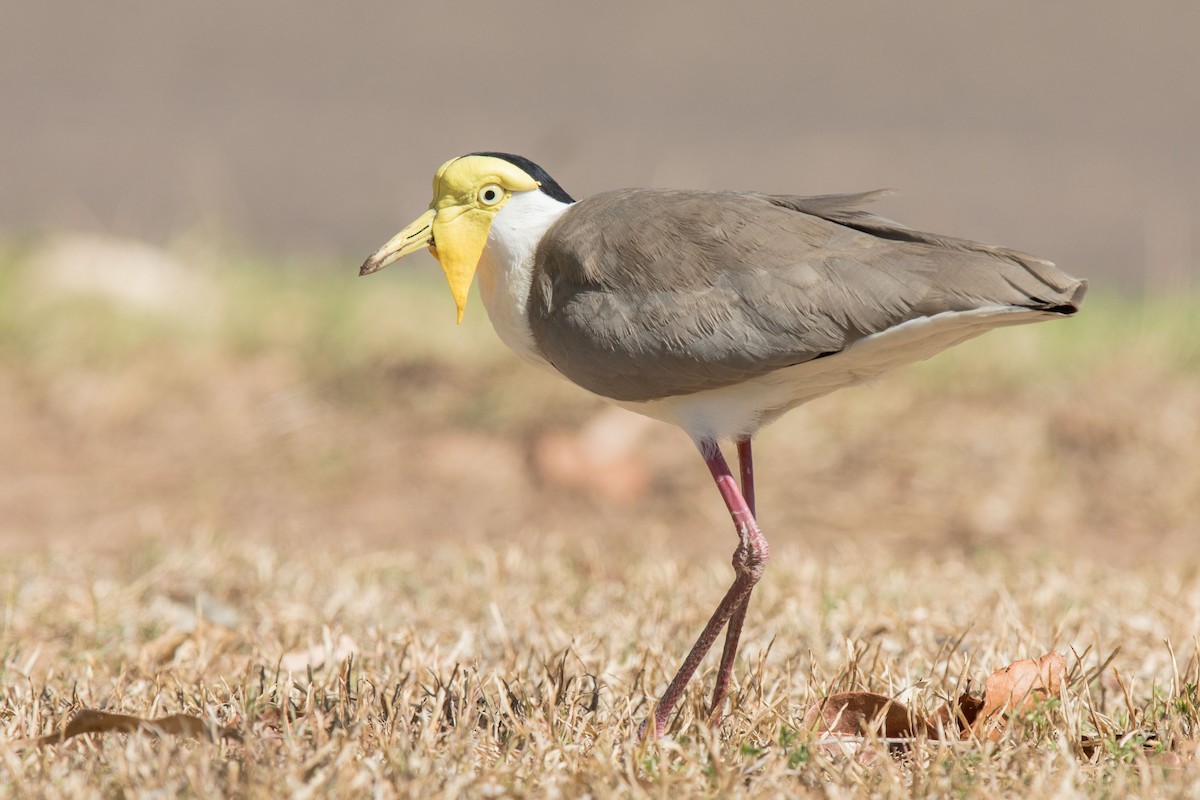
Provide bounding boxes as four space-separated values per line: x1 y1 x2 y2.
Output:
478 183 504 206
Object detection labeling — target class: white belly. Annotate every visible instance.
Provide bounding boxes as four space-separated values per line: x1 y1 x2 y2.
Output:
613 305 1054 442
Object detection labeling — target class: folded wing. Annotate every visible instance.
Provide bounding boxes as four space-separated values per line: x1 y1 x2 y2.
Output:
528 189 1086 402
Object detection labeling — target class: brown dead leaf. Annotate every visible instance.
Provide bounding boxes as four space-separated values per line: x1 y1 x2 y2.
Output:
973 652 1066 741
804 652 1070 754
803 691 927 740
31 709 241 746
930 691 985 736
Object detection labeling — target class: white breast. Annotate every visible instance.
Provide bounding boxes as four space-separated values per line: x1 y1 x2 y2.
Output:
475 190 571 369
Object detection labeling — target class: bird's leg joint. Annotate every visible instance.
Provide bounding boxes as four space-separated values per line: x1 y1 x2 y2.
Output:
730 520 769 582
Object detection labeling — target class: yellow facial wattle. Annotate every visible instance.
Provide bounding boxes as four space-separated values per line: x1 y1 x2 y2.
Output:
361 155 542 323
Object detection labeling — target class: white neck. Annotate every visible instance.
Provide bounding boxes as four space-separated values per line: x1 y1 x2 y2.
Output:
476 190 572 367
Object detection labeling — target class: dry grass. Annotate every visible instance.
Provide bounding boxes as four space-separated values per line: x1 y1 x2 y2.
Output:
2 242 1199 796
4 537 1200 797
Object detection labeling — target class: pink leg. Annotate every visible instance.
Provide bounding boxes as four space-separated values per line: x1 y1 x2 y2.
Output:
641 438 770 738
737 438 756 516
708 438 757 719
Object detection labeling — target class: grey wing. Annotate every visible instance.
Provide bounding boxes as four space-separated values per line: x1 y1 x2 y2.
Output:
528 188 1085 403
773 191 1086 315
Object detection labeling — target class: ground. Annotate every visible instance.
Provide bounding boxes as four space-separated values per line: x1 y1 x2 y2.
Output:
1 241 1198 797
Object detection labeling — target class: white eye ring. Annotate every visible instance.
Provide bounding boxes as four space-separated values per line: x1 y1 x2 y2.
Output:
478 183 505 206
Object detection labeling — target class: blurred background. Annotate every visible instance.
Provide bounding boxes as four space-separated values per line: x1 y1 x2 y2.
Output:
1 2 1197 557
3 1 1197 290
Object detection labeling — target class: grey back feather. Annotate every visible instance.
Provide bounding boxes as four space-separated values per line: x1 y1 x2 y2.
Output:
528 189 1086 402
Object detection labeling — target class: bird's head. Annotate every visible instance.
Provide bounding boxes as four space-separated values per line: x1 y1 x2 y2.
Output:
361 152 570 323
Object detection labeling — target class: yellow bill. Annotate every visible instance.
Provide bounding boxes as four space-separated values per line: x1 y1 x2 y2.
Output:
359 207 436 277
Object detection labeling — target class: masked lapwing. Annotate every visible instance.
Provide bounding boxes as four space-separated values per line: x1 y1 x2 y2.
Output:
361 152 1086 737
